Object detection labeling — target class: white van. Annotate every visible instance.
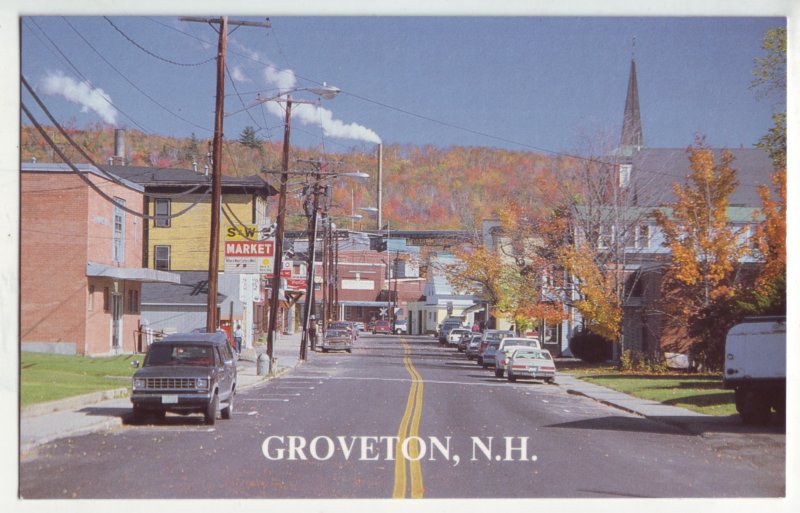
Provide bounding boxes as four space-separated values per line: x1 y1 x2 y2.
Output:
723 317 785 425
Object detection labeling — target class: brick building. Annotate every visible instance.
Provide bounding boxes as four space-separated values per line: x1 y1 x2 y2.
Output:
21 163 178 355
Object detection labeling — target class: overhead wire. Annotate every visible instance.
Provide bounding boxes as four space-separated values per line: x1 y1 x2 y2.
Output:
103 16 217 67
22 78 209 220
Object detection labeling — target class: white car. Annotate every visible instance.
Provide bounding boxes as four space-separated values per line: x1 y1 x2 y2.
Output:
447 328 472 347
494 337 541 377
506 348 556 383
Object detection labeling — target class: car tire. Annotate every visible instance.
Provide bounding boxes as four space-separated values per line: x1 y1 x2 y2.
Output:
221 391 234 420
482 363 489 369
495 369 504 378
477 356 483 366
322 348 329 353
507 374 517 383
204 393 218 425
346 348 352 353
545 378 555 384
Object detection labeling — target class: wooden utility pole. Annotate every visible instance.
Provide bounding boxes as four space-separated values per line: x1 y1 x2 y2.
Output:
180 16 271 335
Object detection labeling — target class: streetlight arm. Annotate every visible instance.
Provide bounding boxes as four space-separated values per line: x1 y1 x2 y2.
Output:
225 84 340 117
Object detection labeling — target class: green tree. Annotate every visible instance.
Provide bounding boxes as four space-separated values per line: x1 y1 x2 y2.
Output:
752 27 786 169
238 126 262 152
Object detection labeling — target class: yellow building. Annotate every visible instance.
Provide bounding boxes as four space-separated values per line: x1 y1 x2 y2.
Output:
107 165 276 271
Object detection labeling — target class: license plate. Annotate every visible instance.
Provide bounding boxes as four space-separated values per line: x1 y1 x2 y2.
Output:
162 395 178 404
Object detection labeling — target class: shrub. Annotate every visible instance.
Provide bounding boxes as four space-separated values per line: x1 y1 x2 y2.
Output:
619 349 670 374
568 328 614 363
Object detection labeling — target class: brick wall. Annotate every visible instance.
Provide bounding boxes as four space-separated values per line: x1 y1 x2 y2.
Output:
21 169 145 355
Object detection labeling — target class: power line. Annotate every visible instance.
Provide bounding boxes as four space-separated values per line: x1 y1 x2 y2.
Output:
22 78 209 221
103 16 217 67
59 16 213 134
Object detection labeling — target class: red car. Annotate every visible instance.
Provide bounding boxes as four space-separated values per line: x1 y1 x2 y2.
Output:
372 320 392 335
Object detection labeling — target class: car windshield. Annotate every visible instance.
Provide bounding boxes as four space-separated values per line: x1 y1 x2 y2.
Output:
146 344 215 367
327 330 347 337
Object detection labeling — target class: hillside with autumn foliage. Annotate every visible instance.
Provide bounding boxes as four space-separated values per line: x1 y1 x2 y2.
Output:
21 125 563 232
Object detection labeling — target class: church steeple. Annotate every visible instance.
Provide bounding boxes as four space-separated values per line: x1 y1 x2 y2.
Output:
619 44 644 156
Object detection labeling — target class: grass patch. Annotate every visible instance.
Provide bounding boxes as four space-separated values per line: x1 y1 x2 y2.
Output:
20 352 140 407
559 363 736 416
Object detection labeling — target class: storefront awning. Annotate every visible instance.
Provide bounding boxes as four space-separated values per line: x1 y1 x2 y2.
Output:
86 262 181 284
460 303 487 315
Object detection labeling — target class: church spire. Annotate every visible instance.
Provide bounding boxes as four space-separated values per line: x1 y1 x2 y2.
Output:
620 40 644 155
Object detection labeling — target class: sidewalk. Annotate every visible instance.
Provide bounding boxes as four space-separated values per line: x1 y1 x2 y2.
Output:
20 332 306 454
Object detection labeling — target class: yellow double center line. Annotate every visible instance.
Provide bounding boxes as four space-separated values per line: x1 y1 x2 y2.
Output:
392 337 425 498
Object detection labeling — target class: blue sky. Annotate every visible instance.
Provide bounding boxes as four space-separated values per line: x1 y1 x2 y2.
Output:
18 12 786 157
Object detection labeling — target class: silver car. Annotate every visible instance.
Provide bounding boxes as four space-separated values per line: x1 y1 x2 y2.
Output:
494 337 541 378
481 340 501 368
465 333 483 360
321 329 353 353
506 348 557 383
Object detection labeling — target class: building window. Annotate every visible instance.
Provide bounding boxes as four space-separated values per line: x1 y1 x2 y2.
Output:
619 164 632 188
637 224 650 249
113 198 125 263
154 198 171 228
598 225 614 249
103 287 110 313
88 285 95 311
127 289 139 314
154 245 171 271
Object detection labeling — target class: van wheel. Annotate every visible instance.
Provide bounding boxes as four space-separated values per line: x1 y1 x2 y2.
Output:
221 391 234 420
204 394 218 425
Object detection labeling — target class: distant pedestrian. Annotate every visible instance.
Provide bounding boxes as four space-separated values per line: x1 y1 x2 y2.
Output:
309 315 317 349
233 323 244 354
472 322 480 333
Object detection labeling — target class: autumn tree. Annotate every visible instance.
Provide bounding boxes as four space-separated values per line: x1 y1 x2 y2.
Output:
553 132 656 349
653 137 751 369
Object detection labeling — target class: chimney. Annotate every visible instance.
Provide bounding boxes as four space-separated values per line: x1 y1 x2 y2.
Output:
113 129 126 166
377 143 383 231
192 159 198 173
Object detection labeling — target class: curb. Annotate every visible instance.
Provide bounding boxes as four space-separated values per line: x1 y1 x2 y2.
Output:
21 388 130 419
21 417 124 454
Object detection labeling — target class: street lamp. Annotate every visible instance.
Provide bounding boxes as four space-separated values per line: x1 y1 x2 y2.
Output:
233 85 341 366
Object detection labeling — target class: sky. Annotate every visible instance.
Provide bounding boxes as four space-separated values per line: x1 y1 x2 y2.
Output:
16 8 788 159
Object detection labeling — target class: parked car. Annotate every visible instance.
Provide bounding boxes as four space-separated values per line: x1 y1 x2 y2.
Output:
372 320 392 335
724 316 786 425
131 331 236 425
477 330 515 365
506 348 557 383
457 331 473 352
329 321 357 340
321 329 353 353
480 340 502 368
393 319 408 335
465 333 483 360
494 337 542 377
438 317 465 345
447 328 472 348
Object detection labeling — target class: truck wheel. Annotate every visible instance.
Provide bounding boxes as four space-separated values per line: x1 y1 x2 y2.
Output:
736 388 771 425
221 390 234 420
204 394 218 425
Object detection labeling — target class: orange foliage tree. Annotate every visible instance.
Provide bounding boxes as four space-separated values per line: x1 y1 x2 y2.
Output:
653 137 752 368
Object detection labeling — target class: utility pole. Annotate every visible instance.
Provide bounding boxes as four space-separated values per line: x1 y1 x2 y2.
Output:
180 16 271 335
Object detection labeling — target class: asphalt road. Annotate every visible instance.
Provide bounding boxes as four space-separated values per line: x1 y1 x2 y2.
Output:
19 334 785 499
